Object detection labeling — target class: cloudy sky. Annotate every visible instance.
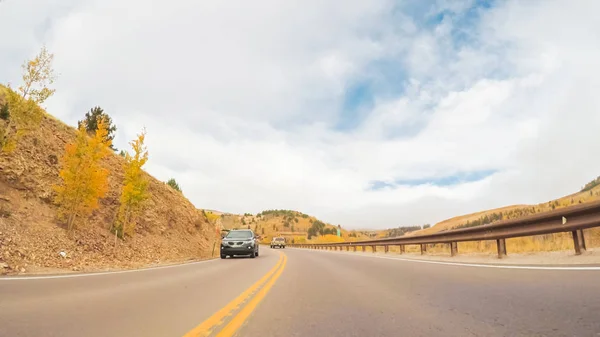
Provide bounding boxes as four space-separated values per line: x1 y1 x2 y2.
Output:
1 0 599 229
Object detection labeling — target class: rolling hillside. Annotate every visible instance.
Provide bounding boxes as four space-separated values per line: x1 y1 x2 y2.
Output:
412 181 600 236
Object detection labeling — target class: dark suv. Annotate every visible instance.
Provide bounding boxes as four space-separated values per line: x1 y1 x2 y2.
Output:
220 229 259 259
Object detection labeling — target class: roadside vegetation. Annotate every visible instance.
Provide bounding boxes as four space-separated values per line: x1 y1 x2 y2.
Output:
2 48 156 240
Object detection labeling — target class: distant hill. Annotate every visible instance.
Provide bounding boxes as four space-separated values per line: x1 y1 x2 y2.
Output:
409 176 600 237
216 209 371 244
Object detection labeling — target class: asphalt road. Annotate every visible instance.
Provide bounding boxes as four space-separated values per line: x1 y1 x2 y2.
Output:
2 247 600 337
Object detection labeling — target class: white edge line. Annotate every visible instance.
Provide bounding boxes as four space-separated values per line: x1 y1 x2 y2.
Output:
0 257 219 281
292 248 600 271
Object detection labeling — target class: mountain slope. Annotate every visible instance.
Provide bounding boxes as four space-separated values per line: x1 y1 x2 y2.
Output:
0 87 218 275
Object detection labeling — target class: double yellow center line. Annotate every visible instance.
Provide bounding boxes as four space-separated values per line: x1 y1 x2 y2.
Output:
184 252 288 337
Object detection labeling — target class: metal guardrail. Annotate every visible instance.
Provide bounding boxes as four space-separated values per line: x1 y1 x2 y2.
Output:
290 200 600 258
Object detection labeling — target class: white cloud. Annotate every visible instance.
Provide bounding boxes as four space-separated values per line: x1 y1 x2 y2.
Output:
1 0 600 228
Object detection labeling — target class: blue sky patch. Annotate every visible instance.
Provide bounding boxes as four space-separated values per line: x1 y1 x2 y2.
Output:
368 169 497 191
336 81 375 130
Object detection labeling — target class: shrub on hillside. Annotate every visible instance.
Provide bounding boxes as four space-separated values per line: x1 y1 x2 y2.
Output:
166 178 182 192
0 102 8 120
385 225 422 237
581 176 600 192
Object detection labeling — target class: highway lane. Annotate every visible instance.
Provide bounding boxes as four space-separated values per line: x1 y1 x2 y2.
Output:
239 248 600 337
0 248 282 337
2 246 600 337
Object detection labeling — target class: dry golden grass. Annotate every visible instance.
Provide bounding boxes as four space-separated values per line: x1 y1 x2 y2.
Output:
377 228 600 256
333 227 600 258
311 234 345 243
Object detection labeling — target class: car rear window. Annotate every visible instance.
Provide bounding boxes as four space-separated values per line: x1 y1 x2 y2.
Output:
274 238 284 241
225 231 253 239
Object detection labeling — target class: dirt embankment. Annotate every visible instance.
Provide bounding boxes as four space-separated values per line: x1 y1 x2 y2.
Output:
0 107 218 275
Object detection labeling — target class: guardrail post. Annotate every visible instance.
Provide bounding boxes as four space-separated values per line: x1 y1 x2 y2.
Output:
345 246 349 251
420 244 427 255
399 245 405 254
353 246 357 252
384 245 389 253
572 230 587 255
362 246 366 252
450 242 458 257
496 239 507 258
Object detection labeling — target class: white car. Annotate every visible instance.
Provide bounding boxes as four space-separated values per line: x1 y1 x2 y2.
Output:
270 237 286 249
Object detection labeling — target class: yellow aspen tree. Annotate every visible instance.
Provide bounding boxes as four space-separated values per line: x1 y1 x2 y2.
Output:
18 46 57 104
1 46 56 151
54 118 112 232
116 129 150 237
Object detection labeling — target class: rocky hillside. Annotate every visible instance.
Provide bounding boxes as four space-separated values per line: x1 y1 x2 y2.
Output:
0 90 218 275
